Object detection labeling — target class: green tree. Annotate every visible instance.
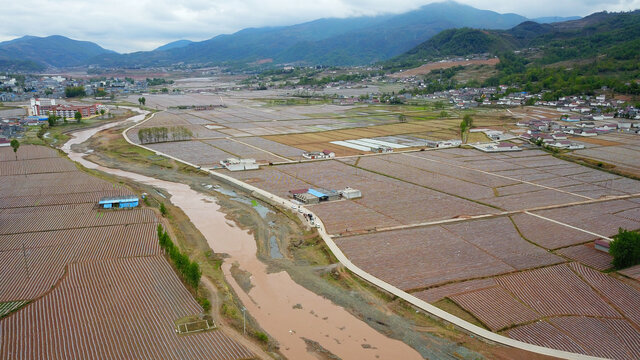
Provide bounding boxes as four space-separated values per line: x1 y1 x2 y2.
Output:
74 111 82 123
10 139 19 160
47 113 58 127
100 109 105 117
65 86 86 98
198 298 211 312
186 262 201 290
610 229 640 269
160 202 167 216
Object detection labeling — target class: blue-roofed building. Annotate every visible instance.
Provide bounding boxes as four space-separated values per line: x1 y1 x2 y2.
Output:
307 188 327 198
99 196 139 209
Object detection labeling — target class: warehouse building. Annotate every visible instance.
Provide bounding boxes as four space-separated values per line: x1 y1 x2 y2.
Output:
220 158 260 171
339 187 362 199
290 188 340 204
99 196 139 209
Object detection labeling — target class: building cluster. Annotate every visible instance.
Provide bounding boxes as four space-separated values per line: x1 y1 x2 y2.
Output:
302 150 335 160
289 187 361 204
518 116 640 149
219 158 260 171
30 98 101 118
0 75 149 102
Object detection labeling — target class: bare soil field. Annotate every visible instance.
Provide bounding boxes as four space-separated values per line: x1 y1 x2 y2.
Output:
496 264 619 318
570 263 640 327
390 58 500 78
203 139 284 163
556 244 613 270
0 145 253 359
265 120 461 154
620 265 640 281
509 317 640 360
0 203 156 235
253 160 493 233
0 144 59 161
335 225 515 291
0 224 159 302
0 256 253 360
532 199 640 238
335 216 562 291
146 140 231 167
450 286 540 331
412 278 496 304
572 136 640 178
510 213 597 249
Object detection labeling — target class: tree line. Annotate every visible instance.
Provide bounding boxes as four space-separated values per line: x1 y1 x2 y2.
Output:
157 225 201 292
137 126 193 144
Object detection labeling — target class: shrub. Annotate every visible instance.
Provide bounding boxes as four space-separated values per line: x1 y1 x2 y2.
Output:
610 228 640 269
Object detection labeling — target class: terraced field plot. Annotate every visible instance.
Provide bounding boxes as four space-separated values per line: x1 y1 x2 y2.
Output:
146 140 231 167
556 244 613 270
532 199 640 238
0 256 254 360
572 132 640 178
508 317 640 360
228 160 494 234
0 145 253 359
335 216 562 291
204 139 285 163
449 286 540 331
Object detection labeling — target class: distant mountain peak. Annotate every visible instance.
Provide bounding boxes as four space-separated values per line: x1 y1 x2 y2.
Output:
154 40 194 52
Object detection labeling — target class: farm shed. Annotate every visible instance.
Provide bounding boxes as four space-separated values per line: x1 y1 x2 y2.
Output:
294 192 319 204
594 239 610 253
98 196 139 209
340 187 362 199
308 188 340 201
220 158 260 171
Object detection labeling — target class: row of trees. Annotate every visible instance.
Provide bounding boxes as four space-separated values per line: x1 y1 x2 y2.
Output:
137 126 193 144
47 111 83 126
157 225 202 291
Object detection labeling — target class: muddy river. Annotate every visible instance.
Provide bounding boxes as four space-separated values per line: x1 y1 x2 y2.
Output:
62 108 423 360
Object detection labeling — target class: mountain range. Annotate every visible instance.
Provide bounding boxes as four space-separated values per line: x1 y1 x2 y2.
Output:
389 9 640 68
0 1 582 71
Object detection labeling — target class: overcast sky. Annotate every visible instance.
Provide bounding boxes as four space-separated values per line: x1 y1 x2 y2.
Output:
0 0 638 53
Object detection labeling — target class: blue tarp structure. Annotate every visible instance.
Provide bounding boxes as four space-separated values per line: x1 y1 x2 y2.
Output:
307 189 326 198
99 196 139 209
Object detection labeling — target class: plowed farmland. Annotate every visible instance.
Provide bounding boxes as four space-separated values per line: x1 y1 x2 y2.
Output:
450 286 540 331
496 264 619 318
136 99 640 359
556 244 613 270
0 145 253 359
0 257 254 360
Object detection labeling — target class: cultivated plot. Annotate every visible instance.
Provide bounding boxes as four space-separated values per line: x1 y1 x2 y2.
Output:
0 256 253 360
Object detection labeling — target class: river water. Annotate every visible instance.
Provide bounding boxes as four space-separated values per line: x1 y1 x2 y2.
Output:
62 108 423 360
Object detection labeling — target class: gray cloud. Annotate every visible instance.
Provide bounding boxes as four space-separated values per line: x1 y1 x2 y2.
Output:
0 0 638 53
